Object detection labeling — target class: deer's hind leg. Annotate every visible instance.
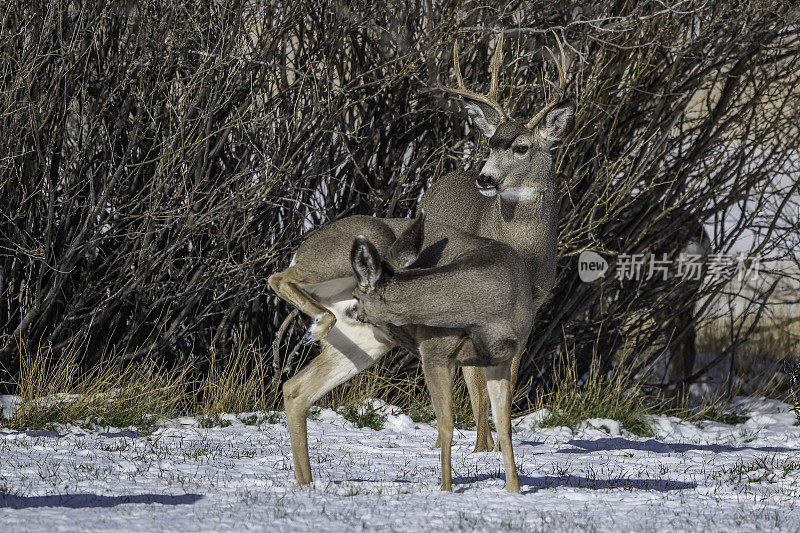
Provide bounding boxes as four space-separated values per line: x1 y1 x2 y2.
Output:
464 366 494 452
283 311 393 485
434 340 493 452
492 350 523 452
434 366 493 452
463 367 494 453
422 357 456 491
418 332 460 491
269 267 337 343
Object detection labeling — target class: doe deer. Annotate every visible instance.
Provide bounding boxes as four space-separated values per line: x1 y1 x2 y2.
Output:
351 212 534 491
419 32 574 451
270 211 533 492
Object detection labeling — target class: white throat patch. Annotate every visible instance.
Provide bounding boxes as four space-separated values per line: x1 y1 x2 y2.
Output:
478 188 498 197
499 186 547 203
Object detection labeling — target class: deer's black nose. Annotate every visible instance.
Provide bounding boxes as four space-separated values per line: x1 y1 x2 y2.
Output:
476 174 497 189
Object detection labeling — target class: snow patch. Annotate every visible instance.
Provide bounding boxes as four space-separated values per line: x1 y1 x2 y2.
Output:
0 395 19 418
0 398 799 531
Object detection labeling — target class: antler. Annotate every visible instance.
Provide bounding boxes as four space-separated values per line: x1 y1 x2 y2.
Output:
525 34 568 131
442 31 507 122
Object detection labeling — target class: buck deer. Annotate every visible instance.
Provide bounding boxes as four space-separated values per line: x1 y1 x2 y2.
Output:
419 32 574 451
270 211 533 492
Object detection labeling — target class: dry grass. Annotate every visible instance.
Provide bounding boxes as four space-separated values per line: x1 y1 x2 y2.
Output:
1 339 284 430
3 314 797 431
3 342 190 431
197 341 281 417
521 348 772 435
527 349 659 437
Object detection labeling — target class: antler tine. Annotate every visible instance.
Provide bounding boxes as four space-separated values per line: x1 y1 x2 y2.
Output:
441 33 507 122
488 30 504 100
453 40 466 90
525 33 569 131
543 36 567 94
554 34 567 88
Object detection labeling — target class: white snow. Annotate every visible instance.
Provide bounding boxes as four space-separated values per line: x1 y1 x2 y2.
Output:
1 396 799 532
0 396 18 419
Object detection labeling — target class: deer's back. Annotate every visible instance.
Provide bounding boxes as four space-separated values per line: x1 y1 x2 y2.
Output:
291 214 506 281
391 239 534 335
290 216 410 282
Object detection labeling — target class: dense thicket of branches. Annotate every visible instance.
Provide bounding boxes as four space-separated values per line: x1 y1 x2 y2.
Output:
2 1 798 395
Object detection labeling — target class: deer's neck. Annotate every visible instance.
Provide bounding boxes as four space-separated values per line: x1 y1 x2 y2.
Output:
419 170 559 291
481 185 559 291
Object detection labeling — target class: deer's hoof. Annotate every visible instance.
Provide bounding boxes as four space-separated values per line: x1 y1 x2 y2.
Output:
301 313 335 345
295 473 313 485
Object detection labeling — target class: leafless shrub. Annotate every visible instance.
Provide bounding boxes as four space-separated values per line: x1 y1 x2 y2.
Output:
1 1 798 405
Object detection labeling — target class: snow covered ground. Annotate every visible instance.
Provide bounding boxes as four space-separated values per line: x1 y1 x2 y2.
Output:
1 397 799 532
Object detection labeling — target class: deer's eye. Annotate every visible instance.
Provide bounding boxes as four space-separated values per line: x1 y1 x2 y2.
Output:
513 145 529 155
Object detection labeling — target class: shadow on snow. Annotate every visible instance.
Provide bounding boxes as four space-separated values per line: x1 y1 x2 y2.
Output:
557 437 800 454
452 473 695 493
0 493 203 509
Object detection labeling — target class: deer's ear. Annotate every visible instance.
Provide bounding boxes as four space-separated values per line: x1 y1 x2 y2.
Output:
351 235 382 291
537 100 575 143
389 210 426 268
461 100 502 138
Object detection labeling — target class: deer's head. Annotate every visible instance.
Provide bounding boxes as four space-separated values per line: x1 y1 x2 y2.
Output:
443 33 575 203
350 213 426 325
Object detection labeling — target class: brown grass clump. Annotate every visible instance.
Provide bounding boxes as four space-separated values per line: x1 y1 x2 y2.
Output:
4 341 189 431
